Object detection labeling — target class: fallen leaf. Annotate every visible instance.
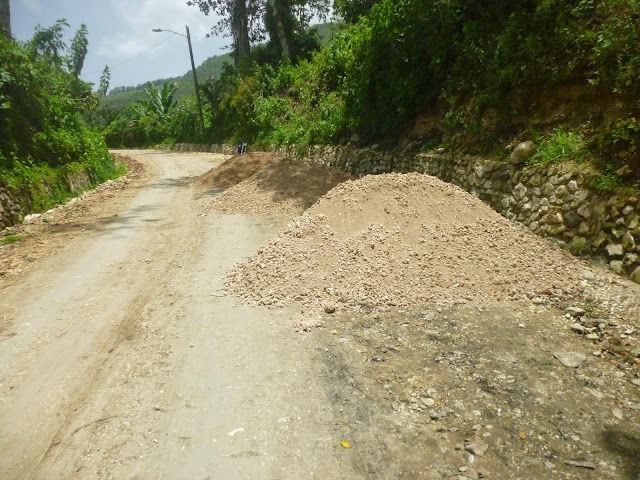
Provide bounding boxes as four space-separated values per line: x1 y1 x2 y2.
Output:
330 329 338 335
415 322 426 327
519 432 527 441
340 440 351 449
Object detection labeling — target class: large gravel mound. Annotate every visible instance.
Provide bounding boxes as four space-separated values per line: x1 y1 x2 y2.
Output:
195 152 282 189
227 172 589 310
209 159 352 216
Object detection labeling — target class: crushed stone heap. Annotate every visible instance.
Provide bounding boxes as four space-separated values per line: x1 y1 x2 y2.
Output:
195 152 282 189
227 172 592 311
209 158 352 216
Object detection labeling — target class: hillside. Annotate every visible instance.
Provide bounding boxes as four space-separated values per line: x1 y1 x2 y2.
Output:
101 52 233 110
101 23 337 111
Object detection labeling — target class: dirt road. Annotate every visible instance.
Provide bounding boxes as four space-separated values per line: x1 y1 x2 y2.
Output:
0 151 356 479
1 150 639 480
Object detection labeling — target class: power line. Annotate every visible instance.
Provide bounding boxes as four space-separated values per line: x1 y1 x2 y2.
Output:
82 35 175 77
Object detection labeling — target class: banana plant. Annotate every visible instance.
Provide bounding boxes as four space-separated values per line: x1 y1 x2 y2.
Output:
139 81 178 116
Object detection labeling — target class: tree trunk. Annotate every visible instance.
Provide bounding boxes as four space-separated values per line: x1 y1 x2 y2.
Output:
232 0 250 65
0 0 10 38
267 0 291 59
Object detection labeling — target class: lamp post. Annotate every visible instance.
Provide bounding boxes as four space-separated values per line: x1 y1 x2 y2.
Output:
152 26 205 136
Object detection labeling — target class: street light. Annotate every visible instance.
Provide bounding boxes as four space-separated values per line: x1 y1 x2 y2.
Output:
152 26 205 136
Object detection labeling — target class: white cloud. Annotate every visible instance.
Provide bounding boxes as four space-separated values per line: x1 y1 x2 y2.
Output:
94 0 224 61
19 0 43 15
94 33 160 61
109 0 217 33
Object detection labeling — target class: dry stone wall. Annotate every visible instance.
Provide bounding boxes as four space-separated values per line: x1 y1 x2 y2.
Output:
173 143 639 283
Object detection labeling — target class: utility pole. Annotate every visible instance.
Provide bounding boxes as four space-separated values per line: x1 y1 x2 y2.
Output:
185 25 205 136
152 26 206 136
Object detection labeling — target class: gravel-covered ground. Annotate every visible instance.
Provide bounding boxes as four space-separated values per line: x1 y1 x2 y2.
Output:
2 150 638 479
217 167 640 478
227 173 600 312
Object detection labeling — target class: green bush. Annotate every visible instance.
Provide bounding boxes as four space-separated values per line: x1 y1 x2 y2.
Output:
0 23 121 218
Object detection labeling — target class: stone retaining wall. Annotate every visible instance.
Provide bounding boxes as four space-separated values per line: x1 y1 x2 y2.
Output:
176 143 636 283
0 169 93 231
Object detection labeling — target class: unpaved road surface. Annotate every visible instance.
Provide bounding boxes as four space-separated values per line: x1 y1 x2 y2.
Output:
1 150 640 480
0 151 356 479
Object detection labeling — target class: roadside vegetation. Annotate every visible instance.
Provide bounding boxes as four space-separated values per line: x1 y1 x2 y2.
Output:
100 0 639 186
0 20 121 215
0 234 23 246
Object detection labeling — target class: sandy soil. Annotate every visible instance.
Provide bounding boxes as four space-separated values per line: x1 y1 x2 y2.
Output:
1 151 639 480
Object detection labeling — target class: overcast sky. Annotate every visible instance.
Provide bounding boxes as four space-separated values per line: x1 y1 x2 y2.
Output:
11 0 228 90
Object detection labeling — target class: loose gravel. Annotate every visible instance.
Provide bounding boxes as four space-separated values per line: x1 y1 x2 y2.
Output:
208 158 352 216
227 172 598 311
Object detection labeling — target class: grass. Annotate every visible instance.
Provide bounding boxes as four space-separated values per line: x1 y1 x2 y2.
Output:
529 129 589 165
1 234 24 246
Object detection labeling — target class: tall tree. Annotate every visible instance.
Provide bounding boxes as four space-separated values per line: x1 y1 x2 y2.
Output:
0 0 9 38
231 0 251 64
187 0 256 65
266 0 291 59
333 0 379 23
187 0 329 64
68 24 89 78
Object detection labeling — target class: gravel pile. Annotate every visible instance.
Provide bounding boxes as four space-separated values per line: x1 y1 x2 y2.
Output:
195 152 282 189
209 158 352 216
227 173 593 311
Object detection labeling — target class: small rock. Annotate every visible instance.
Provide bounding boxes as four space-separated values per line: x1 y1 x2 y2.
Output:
464 441 489 456
563 460 596 470
571 323 586 334
422 397 435 407
585 333 600 341
606 243 624 258
509 141 536 164
610 260 624 274
631 379 640 387
23 213 42 223
622 232 636 251
566 307 586 317
553 350 587 368
324 305 336 314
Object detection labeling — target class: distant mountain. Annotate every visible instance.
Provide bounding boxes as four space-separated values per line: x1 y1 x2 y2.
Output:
101 23 338 111
101 52 233 110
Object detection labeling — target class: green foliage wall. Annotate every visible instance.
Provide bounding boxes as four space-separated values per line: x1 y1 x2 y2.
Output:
103 83 204 148
191 0 639 176
0 23 120 216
